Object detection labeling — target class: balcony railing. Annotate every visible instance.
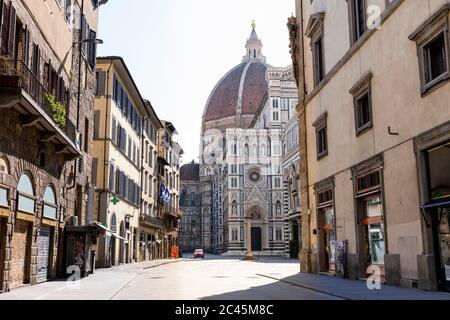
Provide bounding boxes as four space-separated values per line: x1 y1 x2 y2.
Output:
0 59 76 143
163 204 179 218
140 214 163 229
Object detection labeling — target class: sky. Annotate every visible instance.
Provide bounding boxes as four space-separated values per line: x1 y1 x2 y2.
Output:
97 0 295 164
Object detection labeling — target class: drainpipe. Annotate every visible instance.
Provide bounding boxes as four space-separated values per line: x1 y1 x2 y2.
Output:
67 0 85 208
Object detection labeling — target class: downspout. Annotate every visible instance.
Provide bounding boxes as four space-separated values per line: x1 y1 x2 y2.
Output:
67 0 85 206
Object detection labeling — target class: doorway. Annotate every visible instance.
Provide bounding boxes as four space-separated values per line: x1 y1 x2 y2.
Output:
320 206 336 273
251 227 262 251
432 206 450 292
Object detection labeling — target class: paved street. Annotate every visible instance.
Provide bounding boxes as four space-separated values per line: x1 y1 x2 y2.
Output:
1 255 450 300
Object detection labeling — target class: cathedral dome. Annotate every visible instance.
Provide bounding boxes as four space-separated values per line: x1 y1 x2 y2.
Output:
202 24 268 124
181 161 200 181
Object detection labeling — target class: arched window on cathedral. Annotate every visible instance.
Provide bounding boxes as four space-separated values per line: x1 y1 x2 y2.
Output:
244 144 249 156
253 49 256 58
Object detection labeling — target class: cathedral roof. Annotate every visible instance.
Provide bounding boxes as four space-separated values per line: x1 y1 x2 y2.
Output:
180 161 200 181
202 61 268 122
202 24 268 124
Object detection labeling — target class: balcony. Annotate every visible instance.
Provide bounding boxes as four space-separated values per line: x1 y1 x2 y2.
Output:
139 214 164 229
163 204 179 219
0 59 80 159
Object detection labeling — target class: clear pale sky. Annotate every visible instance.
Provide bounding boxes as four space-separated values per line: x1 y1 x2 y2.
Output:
97 0 295 164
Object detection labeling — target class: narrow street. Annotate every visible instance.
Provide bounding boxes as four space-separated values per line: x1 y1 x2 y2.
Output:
1 256 450 300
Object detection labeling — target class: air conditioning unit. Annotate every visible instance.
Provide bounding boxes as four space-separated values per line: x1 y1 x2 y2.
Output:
69 216 79 227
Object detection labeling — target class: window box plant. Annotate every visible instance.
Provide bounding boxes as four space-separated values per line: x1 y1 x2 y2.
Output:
0 56 20 88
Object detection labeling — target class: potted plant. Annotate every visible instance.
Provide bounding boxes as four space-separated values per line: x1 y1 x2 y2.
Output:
44 93 67 129
0 56 20 88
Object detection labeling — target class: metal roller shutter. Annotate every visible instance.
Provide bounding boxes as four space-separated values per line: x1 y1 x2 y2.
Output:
37 226 51 283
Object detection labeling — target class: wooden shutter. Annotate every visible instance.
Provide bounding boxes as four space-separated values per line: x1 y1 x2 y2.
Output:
0 0 8 54
7 3 16 57
94 110 100 139
96 70 106 96
109 164 115 191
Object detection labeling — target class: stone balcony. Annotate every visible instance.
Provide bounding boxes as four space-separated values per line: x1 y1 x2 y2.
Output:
0 59 80 160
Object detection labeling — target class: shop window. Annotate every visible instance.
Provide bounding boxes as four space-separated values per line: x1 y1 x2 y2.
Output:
43 185 57 220
427 142 450 201
17 173 35 214
409 5 450 95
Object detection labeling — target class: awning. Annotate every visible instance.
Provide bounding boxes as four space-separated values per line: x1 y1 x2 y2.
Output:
111 233 126 241
421 200 450 209
93 221 113 233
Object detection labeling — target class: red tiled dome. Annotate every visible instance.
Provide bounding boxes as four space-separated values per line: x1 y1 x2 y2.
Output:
203 61 268 123
180 162 200 181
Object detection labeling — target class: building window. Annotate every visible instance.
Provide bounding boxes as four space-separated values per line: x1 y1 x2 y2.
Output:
409 5 450 95
231 177 238 188
349 0 367 44
17 173 35 214
43 185 57 220
313 112 328 160
232 228 238 241
274 177 281 189
306 13 325 87
276 228 283 241
313 37 324 85
349 71 373 136
272 111 279 121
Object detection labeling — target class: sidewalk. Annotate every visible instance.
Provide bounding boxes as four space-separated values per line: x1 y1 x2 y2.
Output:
258 272 450 300
0 258 183 300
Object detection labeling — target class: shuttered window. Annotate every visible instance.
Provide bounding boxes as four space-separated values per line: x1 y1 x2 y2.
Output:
1 0 9 54
111 117 117 143
94 111 100 139
6 3 15 57
109 164 115 191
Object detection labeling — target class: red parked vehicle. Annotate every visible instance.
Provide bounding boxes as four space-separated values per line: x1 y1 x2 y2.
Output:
193 249 205 259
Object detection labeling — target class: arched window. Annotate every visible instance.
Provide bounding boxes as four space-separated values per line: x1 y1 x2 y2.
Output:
244 144 249 156
111 213 117 233
0 157 9 207
0 157 9 174
253 49 256 58
17 173 35 214
43 185 57 220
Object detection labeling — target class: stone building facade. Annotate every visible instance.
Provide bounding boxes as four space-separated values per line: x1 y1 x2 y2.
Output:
289 0 450 291
138 100 163 261
93 57 148 267
200 25 298 256
179 161 202 252
0 0 101 291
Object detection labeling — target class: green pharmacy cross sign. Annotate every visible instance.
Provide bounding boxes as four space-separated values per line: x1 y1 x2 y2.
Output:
111 196 120 205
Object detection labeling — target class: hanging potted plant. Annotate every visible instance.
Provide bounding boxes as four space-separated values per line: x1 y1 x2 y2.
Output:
0 56 20 88
44 93 67 129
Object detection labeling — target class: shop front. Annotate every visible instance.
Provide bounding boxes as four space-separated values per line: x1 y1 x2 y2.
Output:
414 122 450 292
314 177 336 274
421 141 450 292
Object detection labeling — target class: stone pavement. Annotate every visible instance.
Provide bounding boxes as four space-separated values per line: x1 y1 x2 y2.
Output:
0 256 450 300
258 271 450 300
